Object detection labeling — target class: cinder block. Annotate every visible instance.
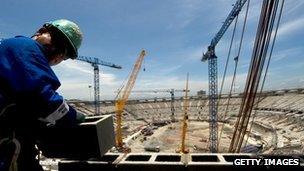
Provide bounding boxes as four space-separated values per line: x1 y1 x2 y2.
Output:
191 154 219 162
188 154 232 171
125 154 152 161
117 153 185 171
59 153 304 171
58 153 121 171
37 115 115 159
155 154 181 162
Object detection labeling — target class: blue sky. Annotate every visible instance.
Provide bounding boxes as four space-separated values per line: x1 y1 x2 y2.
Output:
1 0 303 100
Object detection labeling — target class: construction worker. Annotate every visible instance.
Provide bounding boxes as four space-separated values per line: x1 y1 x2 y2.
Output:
0 19 85 171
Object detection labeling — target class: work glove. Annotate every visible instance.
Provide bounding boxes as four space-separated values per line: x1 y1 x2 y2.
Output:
76 111 86 123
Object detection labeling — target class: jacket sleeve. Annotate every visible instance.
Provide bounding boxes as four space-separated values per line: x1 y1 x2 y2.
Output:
19 47 77 125
37 83 77 125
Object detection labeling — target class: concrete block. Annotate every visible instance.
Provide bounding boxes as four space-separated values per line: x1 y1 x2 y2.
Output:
58 153 304 171
38 115 115 159
125 154 152 162
58 153 122 171
191 154 219 162
187 154 231 171
117 153 185 171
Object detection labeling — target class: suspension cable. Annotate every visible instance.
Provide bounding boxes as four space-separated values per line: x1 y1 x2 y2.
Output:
244 0 285 147
238 0 279 152
215 2 243 151
218 0 251 150
218 14 239 102
229 0 283 153
216 13 239 149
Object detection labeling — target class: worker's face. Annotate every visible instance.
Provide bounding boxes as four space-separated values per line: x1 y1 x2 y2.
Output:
34 31 52 45
33 28 67 66
37 33 65 66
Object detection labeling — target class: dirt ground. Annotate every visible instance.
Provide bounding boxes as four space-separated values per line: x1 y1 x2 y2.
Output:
129 121 234 153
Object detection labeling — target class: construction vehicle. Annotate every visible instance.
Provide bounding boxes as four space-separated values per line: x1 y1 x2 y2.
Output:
144 145 160 152
115 50 147 151
201 0 247 153
77 56 122 115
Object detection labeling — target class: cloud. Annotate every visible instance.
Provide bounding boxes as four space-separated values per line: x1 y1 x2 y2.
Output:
277 17 304 37
271 47 303 62
158 65 183 74
265 74 304 90
53 60 121 100
53 60 118 85
236 0 262 23
175 46 205 61
166 0 205 29
218 72 248 93
283 0 304 16
287 61 304 69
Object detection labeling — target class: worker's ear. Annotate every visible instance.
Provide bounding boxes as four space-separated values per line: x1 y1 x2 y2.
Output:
32 27 49 39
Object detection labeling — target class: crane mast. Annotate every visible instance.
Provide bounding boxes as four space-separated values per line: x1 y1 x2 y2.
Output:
179 73 189 154
115 50 147 150
77 56 122 115
201 0 247 153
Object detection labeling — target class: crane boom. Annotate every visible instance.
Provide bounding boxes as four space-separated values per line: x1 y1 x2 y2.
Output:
115 50 146 149
201 0 247 153
76 56 122 115
202 0 247 61
120 50 146 101
77 56 122 69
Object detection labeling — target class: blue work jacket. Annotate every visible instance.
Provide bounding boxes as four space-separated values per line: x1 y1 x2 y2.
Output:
0 36 76 127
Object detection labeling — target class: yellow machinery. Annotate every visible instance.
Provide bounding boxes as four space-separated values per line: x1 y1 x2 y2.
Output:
177 73 190 154
115 50 146 150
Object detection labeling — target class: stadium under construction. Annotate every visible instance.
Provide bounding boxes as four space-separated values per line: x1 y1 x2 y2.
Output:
36 0 304 170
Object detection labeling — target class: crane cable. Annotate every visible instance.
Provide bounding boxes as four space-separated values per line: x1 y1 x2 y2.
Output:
229 0 282 152
217 13 239 113
216 14 239 148
218 0 251 149
244 0 285 147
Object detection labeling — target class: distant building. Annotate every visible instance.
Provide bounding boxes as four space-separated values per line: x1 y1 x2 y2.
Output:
197 90 206 97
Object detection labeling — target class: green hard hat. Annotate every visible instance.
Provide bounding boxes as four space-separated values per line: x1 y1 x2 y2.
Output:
45 19 83 59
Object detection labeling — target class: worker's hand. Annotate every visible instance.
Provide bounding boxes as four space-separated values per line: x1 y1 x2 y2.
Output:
76 112 86 123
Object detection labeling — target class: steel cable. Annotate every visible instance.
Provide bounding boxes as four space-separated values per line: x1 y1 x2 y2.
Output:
236 0 278 152
244 0 285 148
229 0 284 152
216 13 239 150
218 0 251 150
237 0 279 151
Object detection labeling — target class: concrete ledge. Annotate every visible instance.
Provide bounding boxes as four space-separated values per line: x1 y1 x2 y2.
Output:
59 153 304 171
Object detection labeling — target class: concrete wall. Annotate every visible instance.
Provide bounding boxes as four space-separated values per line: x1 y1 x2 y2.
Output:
59 153 304 171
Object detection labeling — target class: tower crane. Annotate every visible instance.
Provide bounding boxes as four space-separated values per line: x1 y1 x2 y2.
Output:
130 89 190 122
77 56 122 115
115 50 146 151
201 0 247 153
